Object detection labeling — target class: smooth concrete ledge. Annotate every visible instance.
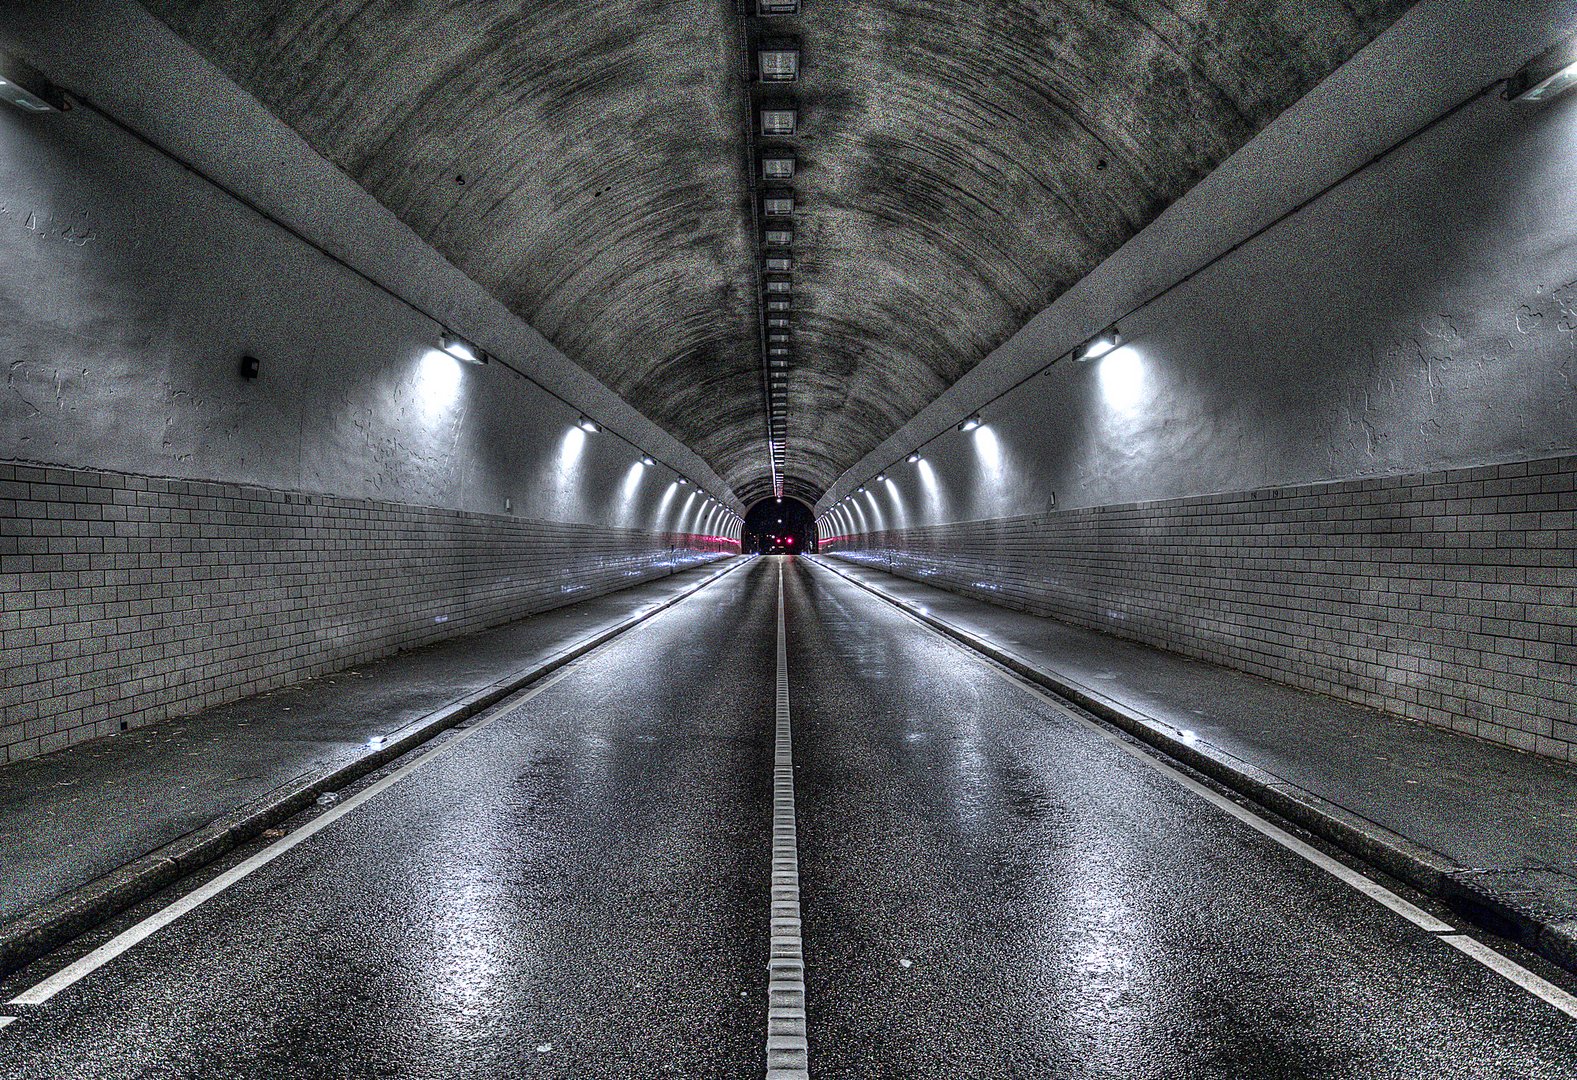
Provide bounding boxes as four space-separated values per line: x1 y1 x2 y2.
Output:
807 555 1577 978
0 555 751 982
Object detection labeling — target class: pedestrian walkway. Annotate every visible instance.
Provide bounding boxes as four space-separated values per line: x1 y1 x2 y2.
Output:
814 554 1577 973
0 559 740 939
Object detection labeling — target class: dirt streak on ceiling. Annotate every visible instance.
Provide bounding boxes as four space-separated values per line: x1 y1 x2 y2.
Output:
147 0 1412 505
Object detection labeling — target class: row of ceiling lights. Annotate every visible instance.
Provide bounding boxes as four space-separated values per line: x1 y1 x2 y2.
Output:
749 0 803 499
440 331 740 526
817 326 1123 528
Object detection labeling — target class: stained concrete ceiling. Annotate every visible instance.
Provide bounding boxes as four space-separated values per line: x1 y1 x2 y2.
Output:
146 0 1411 506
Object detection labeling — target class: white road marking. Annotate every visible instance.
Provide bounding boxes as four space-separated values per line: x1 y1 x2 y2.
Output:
810 559 1577 1023
8 664 581 1008
0 1016 16 1030
5 560 751 1013
766 562 810 1079
1442 934 1577 1018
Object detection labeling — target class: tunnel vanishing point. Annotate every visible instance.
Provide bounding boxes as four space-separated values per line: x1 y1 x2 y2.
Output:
1 1 1577 1076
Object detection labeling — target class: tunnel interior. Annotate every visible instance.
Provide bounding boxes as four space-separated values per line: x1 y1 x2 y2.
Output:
742 496 817 554
1 2 1577 1073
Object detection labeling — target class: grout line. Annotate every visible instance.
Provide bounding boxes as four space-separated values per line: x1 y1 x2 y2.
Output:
765 561 811 1079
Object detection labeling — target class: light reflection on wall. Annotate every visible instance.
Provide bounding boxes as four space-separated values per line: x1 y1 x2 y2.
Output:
415 349 463 418
656 480 679 526
882 477 908 530
863 488 887 532
1097 346 1147 414
973 424 1003 477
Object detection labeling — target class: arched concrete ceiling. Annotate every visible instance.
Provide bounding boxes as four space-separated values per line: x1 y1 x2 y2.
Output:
147 0 1410 506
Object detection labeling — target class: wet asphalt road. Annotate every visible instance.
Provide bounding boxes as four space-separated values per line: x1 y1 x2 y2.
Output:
1 555 1574 1077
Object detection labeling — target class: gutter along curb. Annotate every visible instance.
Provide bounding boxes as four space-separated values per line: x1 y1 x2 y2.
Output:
808 555 1577 978
0 556 751 982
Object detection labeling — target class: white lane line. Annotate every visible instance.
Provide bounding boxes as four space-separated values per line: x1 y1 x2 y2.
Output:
8 664 581 1008
810 562 1577 1023
977 636 1577 1021
1442 934 1577 1017
0 1016 16 1030
766 563 810 1079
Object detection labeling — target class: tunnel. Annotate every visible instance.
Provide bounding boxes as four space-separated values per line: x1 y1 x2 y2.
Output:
0 1 1576 1075
742 497 817 554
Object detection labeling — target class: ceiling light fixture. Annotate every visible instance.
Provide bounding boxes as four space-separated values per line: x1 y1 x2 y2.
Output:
765 255 792 272
1073 326 1121 362
760 106 798 136
758 43 801 83
763 191 795 216
765 276 793 294
576 416 601 433
763 227 794 246
906 451 922 463
957 415 982 432
641 455 656 466
761 154 796 181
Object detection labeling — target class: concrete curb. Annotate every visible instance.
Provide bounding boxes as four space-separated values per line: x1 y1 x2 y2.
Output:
809 555 1577 978
0 555 751 982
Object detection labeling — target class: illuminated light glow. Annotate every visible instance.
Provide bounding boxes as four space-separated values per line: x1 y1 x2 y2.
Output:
558 426 588 475
973 424 1002 475
576 416 601 433
957 415 981 432
416 349 463 415
1073 326 1121 362
657 481 680 521
1097 346 1147 413
641 455 656 467
906 451 922 463
873 473 886 483
621 461 646 504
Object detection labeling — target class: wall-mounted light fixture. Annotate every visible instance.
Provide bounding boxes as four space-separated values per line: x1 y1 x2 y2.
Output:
678 477 690 486
641 455 656 467
440 333 485 364
874 473 886 483
1507 34 1577 102
1072 326 1121 362
0 54 65 113
906 451 922 463
576 416 601 433
957 415 981 432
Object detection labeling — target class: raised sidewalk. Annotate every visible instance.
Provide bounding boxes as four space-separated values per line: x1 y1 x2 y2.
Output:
0 557 744 977
811 554 1577 976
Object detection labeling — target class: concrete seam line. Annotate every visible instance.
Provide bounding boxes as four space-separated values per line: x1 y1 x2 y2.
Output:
0 556 751 984
765 563 811 1079
806 556 1577 983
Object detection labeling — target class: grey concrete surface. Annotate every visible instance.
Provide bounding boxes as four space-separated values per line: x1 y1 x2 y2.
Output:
0 554 781 1079
1 554 1573 1077
0 0 741 512
785 557 1576 1076
812 556 1577 960
817 1 1577 517
0 559 739 930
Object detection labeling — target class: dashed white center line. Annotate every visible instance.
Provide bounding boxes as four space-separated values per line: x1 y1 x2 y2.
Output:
766 562 810 1079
